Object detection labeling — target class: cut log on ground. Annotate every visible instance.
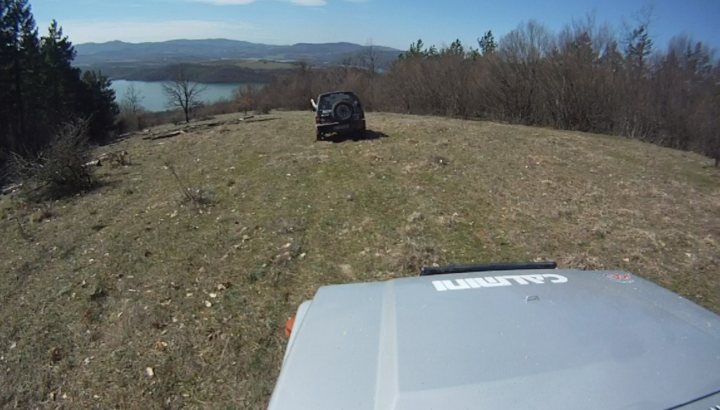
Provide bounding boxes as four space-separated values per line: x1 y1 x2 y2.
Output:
144 130 184 141
1 183 22 195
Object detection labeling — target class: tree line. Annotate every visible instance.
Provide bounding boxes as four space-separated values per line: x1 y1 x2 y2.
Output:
1 0 118 170
259 19 720 165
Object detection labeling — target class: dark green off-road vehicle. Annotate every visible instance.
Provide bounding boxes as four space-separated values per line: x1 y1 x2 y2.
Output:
311 91 366 141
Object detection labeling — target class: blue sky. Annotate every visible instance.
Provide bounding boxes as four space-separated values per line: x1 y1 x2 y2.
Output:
31 0 720 52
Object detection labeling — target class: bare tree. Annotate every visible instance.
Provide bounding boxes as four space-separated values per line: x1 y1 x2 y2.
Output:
360 39 379 76
234 84 258 115
121 84 144 115
163 67 207 123
118 84 146 132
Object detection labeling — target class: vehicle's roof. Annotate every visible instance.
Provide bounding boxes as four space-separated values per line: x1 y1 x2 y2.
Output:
269 269 720 410
318 90 357 98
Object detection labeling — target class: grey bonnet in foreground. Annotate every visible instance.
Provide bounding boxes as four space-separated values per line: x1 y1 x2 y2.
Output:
269 269 720 410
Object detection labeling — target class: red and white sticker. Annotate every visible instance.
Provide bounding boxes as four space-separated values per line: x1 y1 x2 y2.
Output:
605 272 634 284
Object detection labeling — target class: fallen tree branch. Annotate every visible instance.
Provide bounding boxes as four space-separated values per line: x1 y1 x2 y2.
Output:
1 183 22 195
144 130 184 141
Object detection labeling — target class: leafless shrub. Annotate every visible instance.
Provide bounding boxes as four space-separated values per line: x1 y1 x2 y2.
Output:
195 98 237 118
165 162 216 209
10 119 96 200
234 84 260 114
107 150 131 167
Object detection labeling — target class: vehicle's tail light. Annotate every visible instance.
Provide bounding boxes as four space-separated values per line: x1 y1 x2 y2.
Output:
284 316 295 337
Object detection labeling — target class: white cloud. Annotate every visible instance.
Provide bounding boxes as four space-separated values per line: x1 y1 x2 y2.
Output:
188 0 333 6
56 20 257 43
289 0 327 5
189 0 257 4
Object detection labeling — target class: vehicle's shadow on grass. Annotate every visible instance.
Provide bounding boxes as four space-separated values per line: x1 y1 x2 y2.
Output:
328 130 389 143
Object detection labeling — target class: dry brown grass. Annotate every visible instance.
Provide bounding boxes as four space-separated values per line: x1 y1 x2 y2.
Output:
1 111 718 408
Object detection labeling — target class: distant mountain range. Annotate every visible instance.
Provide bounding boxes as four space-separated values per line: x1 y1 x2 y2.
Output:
75 38 401 66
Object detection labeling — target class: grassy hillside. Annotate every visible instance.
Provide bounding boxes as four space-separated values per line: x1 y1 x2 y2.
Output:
1 112 718 408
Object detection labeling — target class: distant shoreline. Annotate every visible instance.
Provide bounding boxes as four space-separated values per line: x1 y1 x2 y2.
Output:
110 80 254 112
78 60 294 84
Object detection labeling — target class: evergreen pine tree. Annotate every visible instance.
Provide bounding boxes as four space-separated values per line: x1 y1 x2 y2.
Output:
478 30 497 55
625 24 653 73
80 70 119 142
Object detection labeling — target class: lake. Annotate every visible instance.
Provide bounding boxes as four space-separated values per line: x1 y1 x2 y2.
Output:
111 80 244 112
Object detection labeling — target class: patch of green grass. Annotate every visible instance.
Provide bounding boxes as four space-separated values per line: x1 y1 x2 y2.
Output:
0 111 718 408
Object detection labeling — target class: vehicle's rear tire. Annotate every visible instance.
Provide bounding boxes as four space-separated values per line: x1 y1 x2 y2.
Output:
332 101 353 122
316 130 323 141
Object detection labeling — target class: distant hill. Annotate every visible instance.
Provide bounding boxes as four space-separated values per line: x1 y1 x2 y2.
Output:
74 38 401 67
86 60 297 83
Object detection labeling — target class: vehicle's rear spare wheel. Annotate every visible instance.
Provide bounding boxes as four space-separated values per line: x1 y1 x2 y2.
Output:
332 101 353 122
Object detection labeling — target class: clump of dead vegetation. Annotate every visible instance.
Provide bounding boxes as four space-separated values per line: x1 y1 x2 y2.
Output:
9 119 96 201
164 161 217 208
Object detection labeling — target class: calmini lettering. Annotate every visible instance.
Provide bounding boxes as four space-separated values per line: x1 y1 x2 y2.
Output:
432 274 568 292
